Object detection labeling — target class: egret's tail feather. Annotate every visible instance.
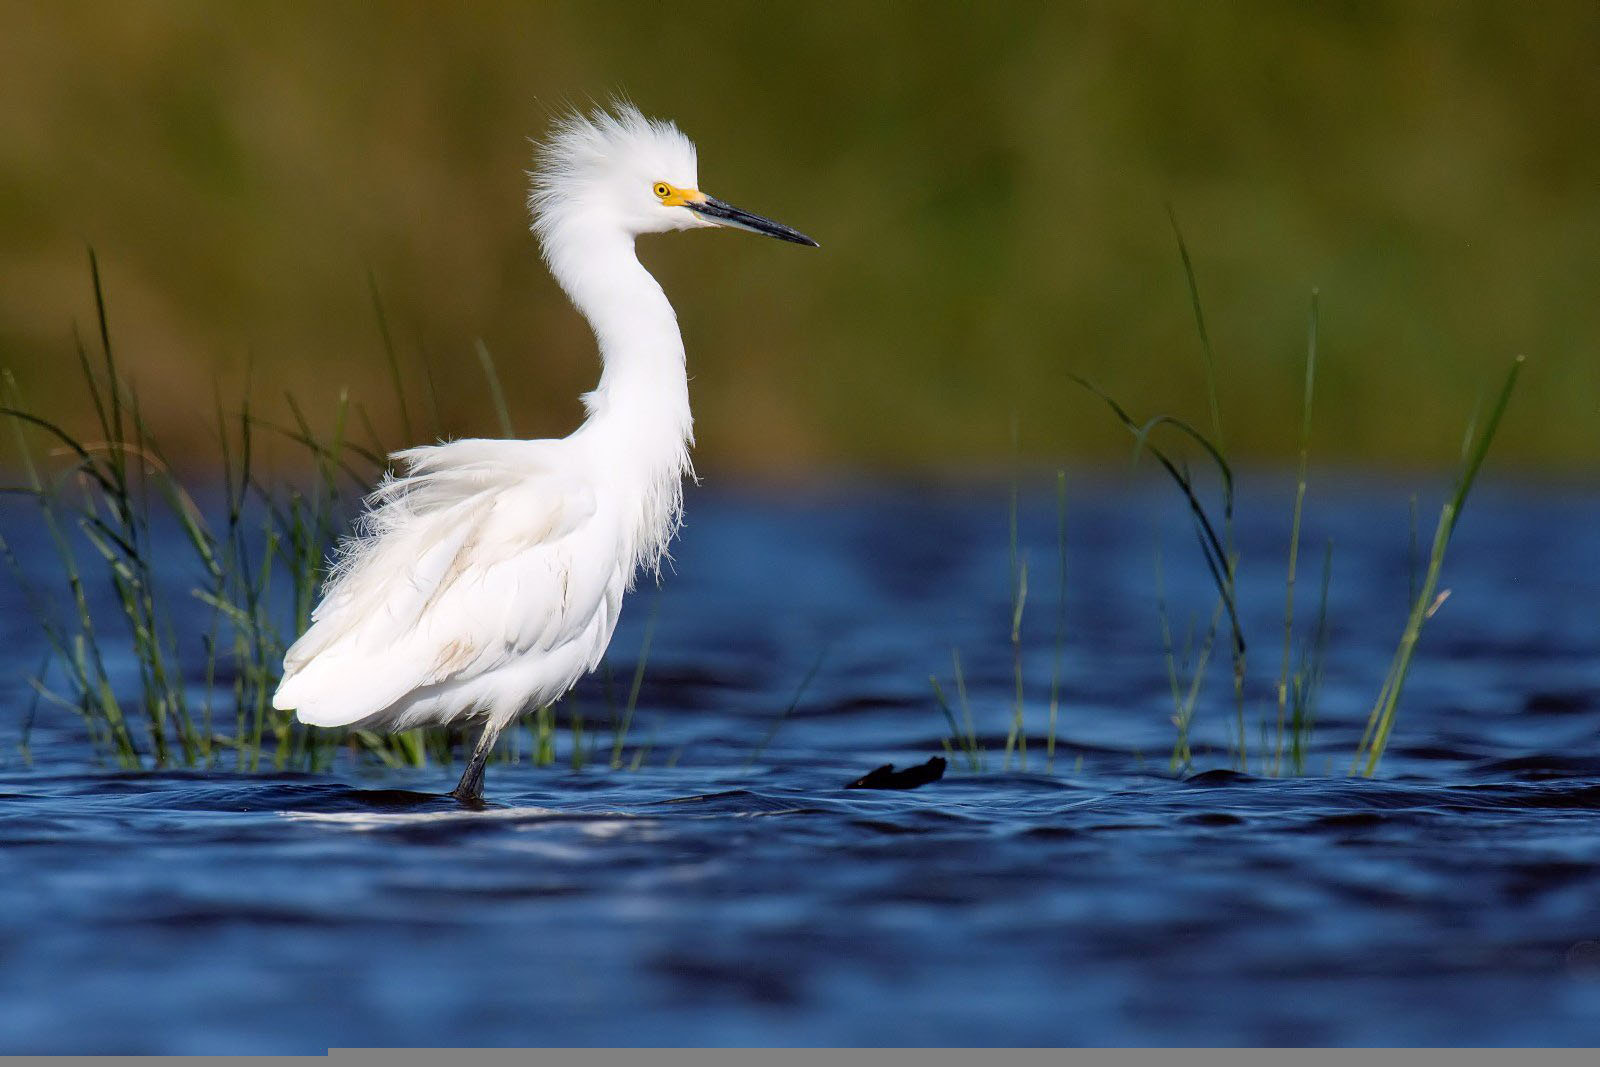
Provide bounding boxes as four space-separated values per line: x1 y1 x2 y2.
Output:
272 436 596 730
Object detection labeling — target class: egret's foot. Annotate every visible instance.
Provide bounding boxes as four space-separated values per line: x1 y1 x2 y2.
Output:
448 784 487 810
448 762 488 808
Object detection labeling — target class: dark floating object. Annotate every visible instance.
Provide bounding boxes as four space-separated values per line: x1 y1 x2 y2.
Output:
340 788 452 810
846 757 946 790
1182 769 1253 787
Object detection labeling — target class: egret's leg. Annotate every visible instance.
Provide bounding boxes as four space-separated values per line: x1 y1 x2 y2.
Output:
450 720 501 807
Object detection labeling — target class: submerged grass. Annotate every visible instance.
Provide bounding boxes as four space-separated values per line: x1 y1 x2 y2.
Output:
1 253 654 774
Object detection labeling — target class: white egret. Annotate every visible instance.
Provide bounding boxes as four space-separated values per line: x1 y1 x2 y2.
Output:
271 104 816 803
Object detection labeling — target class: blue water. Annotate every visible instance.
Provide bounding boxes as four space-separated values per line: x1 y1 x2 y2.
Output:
3 477 1600 1050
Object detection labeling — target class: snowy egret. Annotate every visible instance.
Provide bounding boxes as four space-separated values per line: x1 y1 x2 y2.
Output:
271 104 816 803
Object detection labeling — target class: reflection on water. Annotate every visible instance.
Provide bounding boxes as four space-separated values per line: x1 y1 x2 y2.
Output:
2 479 1599 1049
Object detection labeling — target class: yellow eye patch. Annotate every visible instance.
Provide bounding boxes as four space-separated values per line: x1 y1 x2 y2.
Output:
652 181 705 208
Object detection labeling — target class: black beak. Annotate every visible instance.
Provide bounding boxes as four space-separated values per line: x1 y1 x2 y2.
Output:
687 196 818 247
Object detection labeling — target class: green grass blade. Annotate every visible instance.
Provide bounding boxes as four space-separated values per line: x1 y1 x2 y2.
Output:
745 644 830 768
475 339 516 438
1274 290 1319 775
367 272 413 443
1354 355 1524 776
1166 206 1226 451
610 603 658 770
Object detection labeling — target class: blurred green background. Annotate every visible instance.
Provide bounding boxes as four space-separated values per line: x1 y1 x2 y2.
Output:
2 2 1596 474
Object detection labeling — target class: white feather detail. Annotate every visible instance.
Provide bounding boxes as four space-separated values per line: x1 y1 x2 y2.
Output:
273 439 608 727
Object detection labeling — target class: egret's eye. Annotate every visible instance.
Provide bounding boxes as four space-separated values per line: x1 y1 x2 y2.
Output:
653 182 672 199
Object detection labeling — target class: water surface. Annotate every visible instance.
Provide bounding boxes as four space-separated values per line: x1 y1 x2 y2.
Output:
3 478 1599 1049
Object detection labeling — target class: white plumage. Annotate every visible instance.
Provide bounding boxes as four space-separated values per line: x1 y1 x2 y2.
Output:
271 104 816 802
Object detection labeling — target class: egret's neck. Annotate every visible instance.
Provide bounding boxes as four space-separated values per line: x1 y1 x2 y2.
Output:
542 220 695 573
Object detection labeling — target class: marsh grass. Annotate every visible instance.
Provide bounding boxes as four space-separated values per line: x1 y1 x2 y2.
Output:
2 253 653 774
1103 300 1514 778
934 225 1522 779
3 245 1525 783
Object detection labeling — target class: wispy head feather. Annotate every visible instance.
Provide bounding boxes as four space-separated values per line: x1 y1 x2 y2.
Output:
528 102 700 254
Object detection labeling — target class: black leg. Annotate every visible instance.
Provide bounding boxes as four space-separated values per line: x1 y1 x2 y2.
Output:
449 721 501 807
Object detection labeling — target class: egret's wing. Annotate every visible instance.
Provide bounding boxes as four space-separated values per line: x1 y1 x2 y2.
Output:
272 439 603 726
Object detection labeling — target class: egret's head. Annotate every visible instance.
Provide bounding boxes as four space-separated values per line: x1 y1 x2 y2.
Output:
530 103 817 249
